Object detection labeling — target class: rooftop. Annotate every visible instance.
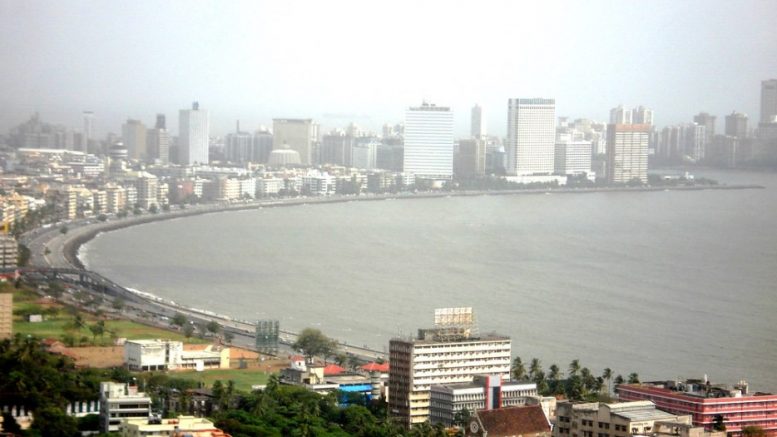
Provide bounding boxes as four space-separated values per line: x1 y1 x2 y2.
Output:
476 405 551 436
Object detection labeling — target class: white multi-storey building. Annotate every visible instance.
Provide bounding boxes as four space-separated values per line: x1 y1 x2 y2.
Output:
179 102 209 165
507 98 556 175
99 382 151 433
610 105 633 125
430 376 538 426
554 135 593 175
389 309 512 428
606 124 650 184
403 102 454 180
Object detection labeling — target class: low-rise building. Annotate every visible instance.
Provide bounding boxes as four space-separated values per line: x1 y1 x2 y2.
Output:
554 400 696 437
119 415 230 437
100 382 152 433
124 339 229 371
466 404 552 437
430 375 538 426
617 379 777 436
0 293 12 339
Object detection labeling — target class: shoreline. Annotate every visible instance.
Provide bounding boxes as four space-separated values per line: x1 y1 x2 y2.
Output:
62 183 764 271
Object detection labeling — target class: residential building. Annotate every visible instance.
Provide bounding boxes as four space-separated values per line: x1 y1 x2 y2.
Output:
273 118 316 165
403 102 454 180
99 382 152 433
633 106 654 126
122 119 147 161
225 122 254 164
146 114 169 164
554 135 592 175
761 79 777 123
694 113 717 140
725 112 749 139
454 138 486 178
389 308 511 428
617 380 777 436
466 405 552 437
179 102 210 165
610 106 633 125
253 129 274 163
119 415 229 437
471 104 486 139
507 98 556 175
0 293 11 339
83 111 95 152
430 375 538 426
554 400 699 437
321 131 354 167
136 173 158 210
0 235 17 269
606 124 649 184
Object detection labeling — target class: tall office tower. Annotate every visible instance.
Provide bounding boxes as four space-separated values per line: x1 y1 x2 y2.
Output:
454 138 486 178
610 105 633 124
225 121 254 163
82 111 95 151
147 114 169 164
725 111 748 139
761 79 777 123
252 128 273 163
403 102 454 179
606 123 649 184
471 104 486 138
273 119 315 165
122 119 147 161
633 106 654 125
693 112 716 139
321 130 354 166
507 98 556 175
389 308 511 428
179 102 210 165
686 123 707 161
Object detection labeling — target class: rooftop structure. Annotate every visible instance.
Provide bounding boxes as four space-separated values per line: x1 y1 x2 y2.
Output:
467 405 552 437
554 400 698 437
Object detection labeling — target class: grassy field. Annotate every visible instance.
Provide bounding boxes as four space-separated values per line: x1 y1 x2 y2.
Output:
8 285 208 345
171 368 271 392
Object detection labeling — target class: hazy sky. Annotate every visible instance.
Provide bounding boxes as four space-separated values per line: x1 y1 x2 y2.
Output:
1 0 776 137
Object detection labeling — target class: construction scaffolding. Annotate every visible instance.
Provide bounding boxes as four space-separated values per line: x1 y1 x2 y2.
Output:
256 319 279 355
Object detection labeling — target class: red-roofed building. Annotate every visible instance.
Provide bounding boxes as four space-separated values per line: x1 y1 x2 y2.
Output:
617 381 777 436
361 362 390 373
323 364 345 376
466 405 552 437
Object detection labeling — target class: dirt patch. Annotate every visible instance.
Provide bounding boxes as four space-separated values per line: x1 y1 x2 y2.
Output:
66 346 124 368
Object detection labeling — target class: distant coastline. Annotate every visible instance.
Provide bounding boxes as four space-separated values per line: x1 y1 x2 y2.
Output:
63 183 764 271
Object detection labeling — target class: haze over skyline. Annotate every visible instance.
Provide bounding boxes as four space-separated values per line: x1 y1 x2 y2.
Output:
1 0 776 137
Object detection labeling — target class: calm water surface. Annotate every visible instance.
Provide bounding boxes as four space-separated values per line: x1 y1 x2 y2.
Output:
83 170 777 391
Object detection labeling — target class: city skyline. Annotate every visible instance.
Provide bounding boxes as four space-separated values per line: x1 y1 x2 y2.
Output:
1 1 776 137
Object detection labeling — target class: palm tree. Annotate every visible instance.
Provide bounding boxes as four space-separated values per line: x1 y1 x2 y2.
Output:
569 359 581 377
602 368 613 394
529 358 542 380
512 356 527 381
614 374 625 386
628 372 640 384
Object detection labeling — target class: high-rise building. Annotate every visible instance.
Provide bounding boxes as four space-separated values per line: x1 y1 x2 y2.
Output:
225 121 254 164
273 119 316 165
179 102 210 165
606 124 649 184
761 79 777 123
507 98 556 175
146 127 169 164
471 104 486 138
633 106 654 125
454 138 486 178
687 123 707 162
122 119 147 161
136 173 159 210
403 102 454 179
253 129 274 163
82 111 95 152
0 293 11 340
610 105 633 125
725 111 748 139
155 113 166 130
554 135 593 174
389 308 511 428
693 112 716 139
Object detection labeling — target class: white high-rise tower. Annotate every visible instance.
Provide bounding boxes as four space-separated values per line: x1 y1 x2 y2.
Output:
507 98 556 175
403 102 454 179
179 102 209 165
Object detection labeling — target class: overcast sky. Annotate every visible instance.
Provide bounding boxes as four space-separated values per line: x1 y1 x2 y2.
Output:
1 0 776 137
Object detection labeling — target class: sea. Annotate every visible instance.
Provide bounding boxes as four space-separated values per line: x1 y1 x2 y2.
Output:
81 170 777 391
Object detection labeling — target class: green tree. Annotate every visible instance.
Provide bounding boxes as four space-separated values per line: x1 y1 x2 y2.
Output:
569 359 581 377
171 313 187 327
97 214 108 222
453 407 472 427
292 328 337 363
223 331 234 345
149 204 159 214
614 374 625 385
48 281 64 298
183 323 195 338
89 320 105 341
529 358 542 380
112 298 125 311
30 406 79 437
742 426 765 437
60 225 68 234
602 368 613 393
628 372 640 384
206 320 221 335
712 415 726 431
512 356 527 381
